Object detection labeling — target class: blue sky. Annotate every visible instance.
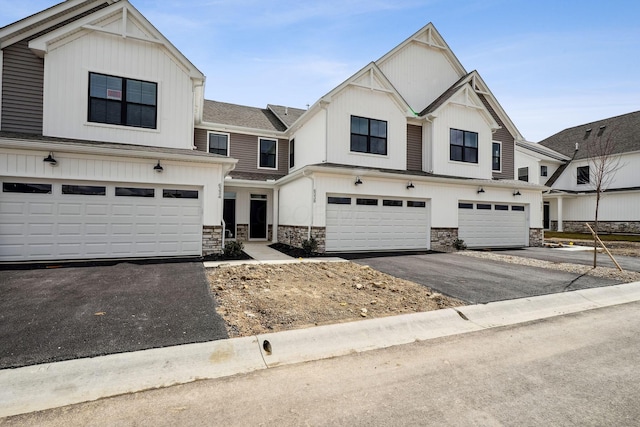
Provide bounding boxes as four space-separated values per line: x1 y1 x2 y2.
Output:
1 0 639 141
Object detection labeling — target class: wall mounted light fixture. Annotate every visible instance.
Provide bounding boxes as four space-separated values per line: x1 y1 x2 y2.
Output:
477 187 485 194
406 181 415 189
513 190 521 196
354 176 363 185
43 153 58 166
154 161 164 173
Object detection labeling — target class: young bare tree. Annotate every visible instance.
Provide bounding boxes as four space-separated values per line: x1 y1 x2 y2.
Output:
585 129 623 267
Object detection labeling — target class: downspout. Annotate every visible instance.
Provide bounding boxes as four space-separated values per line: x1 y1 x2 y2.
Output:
302 169 315 239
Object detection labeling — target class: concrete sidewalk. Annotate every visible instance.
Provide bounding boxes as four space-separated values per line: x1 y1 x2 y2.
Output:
204 242 345 268
2 281 640 418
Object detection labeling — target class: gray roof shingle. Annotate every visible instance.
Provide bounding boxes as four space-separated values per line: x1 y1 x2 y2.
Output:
538 110 640 160
202 100 291 132
267 104 306 128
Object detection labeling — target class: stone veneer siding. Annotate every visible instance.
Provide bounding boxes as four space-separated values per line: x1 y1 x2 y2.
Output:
550 221 640 234
430 228 459 252
529 228 544 247
202 225 223 255
278 225 327 253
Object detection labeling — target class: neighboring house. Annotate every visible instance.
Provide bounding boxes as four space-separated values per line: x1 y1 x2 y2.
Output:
196 24 545 253
0 1 235 262
516 111 640 233
1 1 545 263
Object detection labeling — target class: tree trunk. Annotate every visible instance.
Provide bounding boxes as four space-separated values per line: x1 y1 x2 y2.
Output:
593 191 600 268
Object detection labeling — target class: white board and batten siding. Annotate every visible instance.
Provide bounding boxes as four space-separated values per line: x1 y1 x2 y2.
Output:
40 20 196 149
458 201 528 248
325 194 430 252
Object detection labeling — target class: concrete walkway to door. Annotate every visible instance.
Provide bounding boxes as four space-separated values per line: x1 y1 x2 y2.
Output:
240 242 294 261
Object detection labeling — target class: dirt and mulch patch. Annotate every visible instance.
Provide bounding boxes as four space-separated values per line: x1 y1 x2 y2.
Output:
544 238 640 258
207 261 464 338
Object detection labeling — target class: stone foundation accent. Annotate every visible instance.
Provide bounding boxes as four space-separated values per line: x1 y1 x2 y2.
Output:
278 225 327 253
202 225 223 255
430 228 459 252
529 228 544 247
236 224 248 241
550 221 640 234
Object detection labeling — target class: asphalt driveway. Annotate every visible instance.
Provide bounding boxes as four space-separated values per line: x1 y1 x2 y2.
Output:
348 250 624 304
0 261 227 369
498 247 640 272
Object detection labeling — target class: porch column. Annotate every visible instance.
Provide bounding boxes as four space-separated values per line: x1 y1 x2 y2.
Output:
557 197 563 232
272 188 279 243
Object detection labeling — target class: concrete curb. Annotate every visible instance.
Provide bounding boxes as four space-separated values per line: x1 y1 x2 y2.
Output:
2 281 639 418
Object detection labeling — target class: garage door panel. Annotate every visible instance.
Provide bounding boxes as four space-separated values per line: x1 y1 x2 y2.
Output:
326 195 430 252
0 182 203 261
459 203 526 248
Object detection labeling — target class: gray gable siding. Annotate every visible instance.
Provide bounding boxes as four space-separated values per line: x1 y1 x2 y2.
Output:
478 94 514 180
194 128 289 179
406 124 422 171
1 40 44 134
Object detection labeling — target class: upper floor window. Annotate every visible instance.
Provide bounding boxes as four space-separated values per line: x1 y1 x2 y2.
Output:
492 142 501 171
259 138 277 169
289 139 295 168
577 165 590 185
208 132 229 156
88 72 157 129
541 165 548 177
518 167 529 182
450 129 478 163
350 116 387 155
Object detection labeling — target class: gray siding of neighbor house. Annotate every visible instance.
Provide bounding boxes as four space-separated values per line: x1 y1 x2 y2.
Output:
478 94 514 180
194 128 289 178
1 40 44 134
406 124 422 171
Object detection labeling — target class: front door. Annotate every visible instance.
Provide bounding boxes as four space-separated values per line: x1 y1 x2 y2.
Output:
249 198 267 239
543 202 550 230
223 198 236 238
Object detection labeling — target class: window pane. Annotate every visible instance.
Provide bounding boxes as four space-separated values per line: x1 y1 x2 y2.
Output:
477 204 492 210
350 134 368 153
370 120 387 138
351 116 368 135
62 185 106 196
260 139 277 168
356 198 378 206
450 129 463 146
370 137 387 155
465 132 478 148
464 147 478 163
139 105 156 128
450 145 463 161
163 189 199 199
140 81 157 105
209 134 228 155
383 200 402 207
89 73 107 98
115 187 154 197
493 157 500 171
127 80 142 104
495 205 508 211
458 202 473 209
408 201 426 208
492 143 501 157
512 206 525 211
328 197 351 205
3 182 52 194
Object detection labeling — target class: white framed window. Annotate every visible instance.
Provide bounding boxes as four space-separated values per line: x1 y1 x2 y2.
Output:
350 116 387 155
450 128 478 163
541 165 548 177
492 141 502 172
208 132 229 156
289 138 295 169
258 137 278 169
518 167 529 182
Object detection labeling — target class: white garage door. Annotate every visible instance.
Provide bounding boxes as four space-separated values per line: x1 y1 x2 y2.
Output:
326 195 430 252
0 180 203 261
458 202 527 248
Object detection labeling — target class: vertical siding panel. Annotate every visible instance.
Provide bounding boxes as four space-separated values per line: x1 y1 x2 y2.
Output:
1 40 44 133
406 124 422 171
478 94 515 180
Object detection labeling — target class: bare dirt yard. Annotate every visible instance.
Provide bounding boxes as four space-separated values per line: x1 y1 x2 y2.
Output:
207 261 464 338
545 238 640 258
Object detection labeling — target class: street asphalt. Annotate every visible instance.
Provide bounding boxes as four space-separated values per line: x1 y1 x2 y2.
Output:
0 261 228 369
498 246 640 272
349 249 624 303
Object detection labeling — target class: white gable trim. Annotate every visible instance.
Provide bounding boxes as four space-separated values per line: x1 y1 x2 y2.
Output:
376 23 467 79
320 62 413 117
0 0 115 49
27 1 204 81
428 83 500 131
